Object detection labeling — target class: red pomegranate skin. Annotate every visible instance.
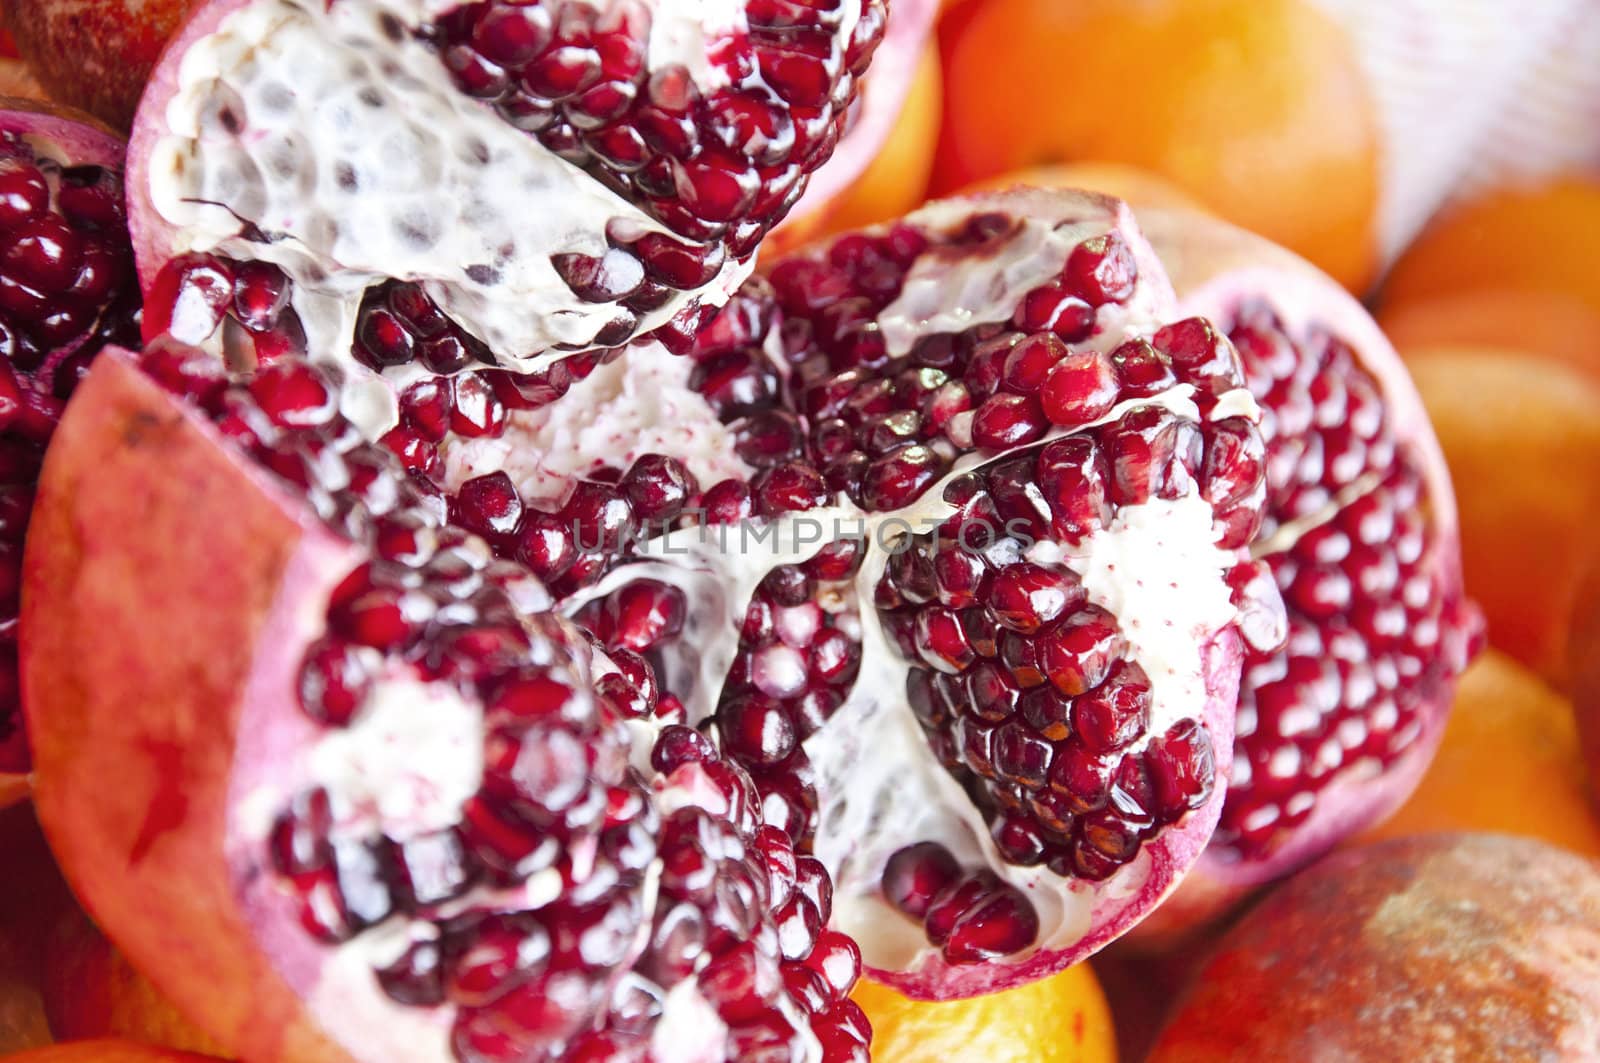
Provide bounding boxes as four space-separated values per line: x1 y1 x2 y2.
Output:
1149 833 1600 1062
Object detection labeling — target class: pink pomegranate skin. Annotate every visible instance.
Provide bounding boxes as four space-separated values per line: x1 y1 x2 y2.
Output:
22 347 363 1063
0 97 139 806
1133 208 1479 934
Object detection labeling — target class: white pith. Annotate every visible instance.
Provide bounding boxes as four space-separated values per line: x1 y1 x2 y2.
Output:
439 340 755 504
147 0 753 393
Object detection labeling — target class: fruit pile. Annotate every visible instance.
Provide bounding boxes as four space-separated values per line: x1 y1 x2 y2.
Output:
0 0 1596 1062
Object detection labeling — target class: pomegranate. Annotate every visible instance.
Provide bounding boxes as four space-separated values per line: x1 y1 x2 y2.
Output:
1132 209 1481 924
0 98 140 804
121 0 909 399
1149 834 1600 1061
25 186 1280 1061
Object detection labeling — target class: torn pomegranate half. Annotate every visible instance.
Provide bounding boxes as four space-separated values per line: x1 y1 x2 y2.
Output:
1124 209 1481 924
24 342 873 1062
123 0 903 411
0 97 140 804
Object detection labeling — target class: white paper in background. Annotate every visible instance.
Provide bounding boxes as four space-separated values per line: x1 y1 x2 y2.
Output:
1310 0 1600 266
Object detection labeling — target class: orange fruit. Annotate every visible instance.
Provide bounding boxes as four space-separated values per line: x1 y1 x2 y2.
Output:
1382 175 1600 318
1379 289 1600 383
1408 348 1600 682
811 46 942 235
935 0 1379 290
2 1041 224 1063
1362 650 1600 856
962 162 1201 213
851 965 1116 1063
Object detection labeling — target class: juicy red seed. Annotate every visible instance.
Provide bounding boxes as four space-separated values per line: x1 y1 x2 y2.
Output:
971 393 1049 450
1040 347 1118 428
1111 339 1178 397
1072 661 1152 753
298 639 372 726
601 579 686 651
1040 608 1124 696
1001 333 1067 394
720 694 798 767
1037 435 1110 543
914 608 977 674
651 724 717 774
703 477 755 524
985 563 1083 634
753 461 829 515
1064 233 1137 305
1145 718 1216 821
881 842 961 919
856 445 944 511
453 471 524 539
1013 281 1095 341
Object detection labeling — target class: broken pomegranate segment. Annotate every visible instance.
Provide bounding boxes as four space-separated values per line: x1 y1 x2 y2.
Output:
1135 208 1481 921
0 98 140 801
25 344 870 1062
123 0 894 410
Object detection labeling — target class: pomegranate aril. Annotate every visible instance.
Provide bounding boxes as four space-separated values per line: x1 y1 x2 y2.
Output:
881 842 960 919
1064 233 1137 305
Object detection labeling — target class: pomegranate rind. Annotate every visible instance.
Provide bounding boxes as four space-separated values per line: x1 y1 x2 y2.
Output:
1148 834 1600 1061
776 0 938 237
124 0 244 292
1136 207 1469 911
0 95 126 166
23 347 362 1063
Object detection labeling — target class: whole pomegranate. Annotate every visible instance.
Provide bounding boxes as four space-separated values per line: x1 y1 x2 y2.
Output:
1149 833 1600 1061
0 98 141 805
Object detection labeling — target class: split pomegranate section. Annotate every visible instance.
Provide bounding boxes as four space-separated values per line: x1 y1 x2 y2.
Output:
124 0 897 401
1137 209 1481 911
0 99 141 799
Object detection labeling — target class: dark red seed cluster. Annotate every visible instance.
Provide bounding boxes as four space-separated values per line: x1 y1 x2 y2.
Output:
1214 307 1481 858
880 432 1221 884
881 842 1040 965
0 135 141 773
429 0 885 305
144 253 306 364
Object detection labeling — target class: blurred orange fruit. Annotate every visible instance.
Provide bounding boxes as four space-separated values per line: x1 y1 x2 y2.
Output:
1382 175 1600 318
3 1041 223 1063
811 46 942 235
962 161 1200 213
1363 650 1600 856
42 907 225 1056
935 0 1379 290
851 965 1116 1063
1408 348 1600 683
1379 289 1600 383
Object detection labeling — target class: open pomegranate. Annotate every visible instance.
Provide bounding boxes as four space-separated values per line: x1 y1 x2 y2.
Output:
1132 209 1481 922
0 98 140 805
25 185 1284 1063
